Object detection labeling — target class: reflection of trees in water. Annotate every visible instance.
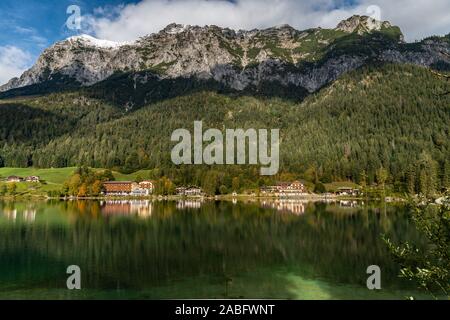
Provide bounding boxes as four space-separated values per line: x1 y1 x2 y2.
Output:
0 201 425 298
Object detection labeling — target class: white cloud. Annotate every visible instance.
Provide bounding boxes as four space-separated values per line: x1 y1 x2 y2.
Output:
84 0 450 42
0 46 32 85
14 25 48 48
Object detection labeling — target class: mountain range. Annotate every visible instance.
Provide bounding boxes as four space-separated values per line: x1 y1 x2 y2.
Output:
1 15 449 105
0 15 449 195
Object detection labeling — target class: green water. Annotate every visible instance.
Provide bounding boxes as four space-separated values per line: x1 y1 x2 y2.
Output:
0 199 432 300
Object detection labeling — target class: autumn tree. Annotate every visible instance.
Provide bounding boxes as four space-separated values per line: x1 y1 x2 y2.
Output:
91 180 103 196
7 183 17 195
78 184 88 197
0 184 7 196
156 177 175 196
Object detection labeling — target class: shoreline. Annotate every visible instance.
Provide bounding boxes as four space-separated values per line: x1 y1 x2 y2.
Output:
0 194 406 202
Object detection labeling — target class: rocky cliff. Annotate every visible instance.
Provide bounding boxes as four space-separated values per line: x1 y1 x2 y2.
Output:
1 15 449 96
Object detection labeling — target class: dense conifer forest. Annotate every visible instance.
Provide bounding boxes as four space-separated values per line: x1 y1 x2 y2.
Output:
0 63 449 195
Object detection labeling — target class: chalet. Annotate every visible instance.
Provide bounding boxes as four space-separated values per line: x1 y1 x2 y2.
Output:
7 176 23 183
103 180 155 197
336 187 361 197
25 176 40 183
103 181 136 196
176 186 204 197
261 181 307 197
176 187 187 196
138 181 155 194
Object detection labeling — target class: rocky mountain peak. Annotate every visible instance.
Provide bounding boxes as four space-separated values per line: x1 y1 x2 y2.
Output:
1 17 448 97
162 23 190 35
336 15 392 34
66 34 129 48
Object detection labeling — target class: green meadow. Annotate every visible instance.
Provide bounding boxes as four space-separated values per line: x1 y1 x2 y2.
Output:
0 167 155 197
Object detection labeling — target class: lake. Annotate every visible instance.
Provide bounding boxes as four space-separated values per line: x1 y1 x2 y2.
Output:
0 199 431 300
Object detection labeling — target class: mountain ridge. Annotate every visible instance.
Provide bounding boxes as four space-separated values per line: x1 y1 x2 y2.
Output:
0 63 449 194
0 16 409 91
1 15 449 111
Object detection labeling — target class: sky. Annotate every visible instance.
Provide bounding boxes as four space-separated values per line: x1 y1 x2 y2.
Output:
1 0 450 85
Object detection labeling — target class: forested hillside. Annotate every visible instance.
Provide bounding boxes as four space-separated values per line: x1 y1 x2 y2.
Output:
0 63 449 194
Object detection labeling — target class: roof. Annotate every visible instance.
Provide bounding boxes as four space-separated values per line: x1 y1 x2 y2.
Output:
275 182 304 187
276 182 291 187
103 181 134 184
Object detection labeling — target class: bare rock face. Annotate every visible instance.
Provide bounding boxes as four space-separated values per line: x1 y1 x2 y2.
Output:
335 15 390 34
1 15 449 95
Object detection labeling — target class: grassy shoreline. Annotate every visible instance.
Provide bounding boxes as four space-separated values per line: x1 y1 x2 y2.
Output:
0 167 411 201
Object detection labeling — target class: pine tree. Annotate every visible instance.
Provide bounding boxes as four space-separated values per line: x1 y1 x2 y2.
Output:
406 165 417 195
442 160 450 190
417 152 438 197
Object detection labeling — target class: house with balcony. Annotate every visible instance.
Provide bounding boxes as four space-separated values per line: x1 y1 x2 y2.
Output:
336 187 361 197
103 180 155 197
103 181 136 196
25 176 40 183
138 181 154 194
6 176 23 183
176 186 204 197
260 181 308 197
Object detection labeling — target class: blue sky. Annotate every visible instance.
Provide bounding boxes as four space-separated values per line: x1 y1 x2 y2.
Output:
0 0 139 58
1 0 449 85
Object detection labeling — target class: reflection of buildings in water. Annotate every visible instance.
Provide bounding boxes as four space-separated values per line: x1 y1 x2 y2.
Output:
176 200 203 210
23 209 37 222
261 200 307 215
1 207 36 222
2 209 17 221
339 200 359 208
100 200 153 218
132 201 153 218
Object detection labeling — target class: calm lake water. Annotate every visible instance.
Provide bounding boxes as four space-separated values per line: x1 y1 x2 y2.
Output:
0 199 431 300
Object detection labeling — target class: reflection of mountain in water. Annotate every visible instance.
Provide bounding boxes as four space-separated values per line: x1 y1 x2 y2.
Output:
100 200 153 218
0 200 427 299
